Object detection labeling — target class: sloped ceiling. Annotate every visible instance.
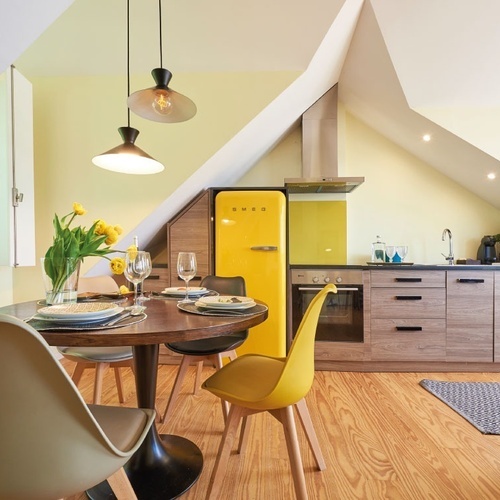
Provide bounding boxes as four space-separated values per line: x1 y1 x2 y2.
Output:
4 0 500 208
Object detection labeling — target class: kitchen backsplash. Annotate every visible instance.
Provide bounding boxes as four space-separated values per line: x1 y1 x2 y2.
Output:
288 200 347 264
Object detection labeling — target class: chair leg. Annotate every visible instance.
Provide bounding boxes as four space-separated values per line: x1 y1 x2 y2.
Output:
113 367 126 403
71 362 87 386
237 415 250 454
206 404 246 500
161 355 192 423
107 467 138 500
212 354 231 422
93 362 109 405
193 360 204 396
295 398 326 470
277 406 308 500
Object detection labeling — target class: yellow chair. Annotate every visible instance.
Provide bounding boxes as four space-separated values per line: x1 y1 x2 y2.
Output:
57 275 134 404
0 314 155 499
202 283 337 500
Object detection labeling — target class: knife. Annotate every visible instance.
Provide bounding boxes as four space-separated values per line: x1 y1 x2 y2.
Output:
104 311 132 326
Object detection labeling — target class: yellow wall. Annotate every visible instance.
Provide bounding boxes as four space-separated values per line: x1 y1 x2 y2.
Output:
4 71 300 305
3 69 500 306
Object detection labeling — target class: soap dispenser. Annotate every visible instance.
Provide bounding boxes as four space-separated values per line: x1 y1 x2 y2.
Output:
371 235 386 263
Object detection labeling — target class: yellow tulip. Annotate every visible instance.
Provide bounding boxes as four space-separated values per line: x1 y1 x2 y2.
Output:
94 219 107 235
73 202 87 216
127 245 138 260
110 257 125 275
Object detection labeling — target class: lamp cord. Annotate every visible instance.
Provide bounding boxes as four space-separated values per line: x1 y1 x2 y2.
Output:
158 0 163 68
126 0 131 127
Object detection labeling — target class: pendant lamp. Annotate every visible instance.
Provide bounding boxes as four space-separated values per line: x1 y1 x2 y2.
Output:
92 0 164 175
127 0 196 123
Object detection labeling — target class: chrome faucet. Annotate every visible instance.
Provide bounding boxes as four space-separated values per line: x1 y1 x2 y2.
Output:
441 228 454 265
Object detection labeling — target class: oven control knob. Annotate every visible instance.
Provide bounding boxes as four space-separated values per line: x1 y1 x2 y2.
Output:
324 277 330 283
336 277 343 283
312 276 319 283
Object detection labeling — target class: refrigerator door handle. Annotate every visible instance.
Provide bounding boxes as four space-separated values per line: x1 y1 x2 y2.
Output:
250 245 278 251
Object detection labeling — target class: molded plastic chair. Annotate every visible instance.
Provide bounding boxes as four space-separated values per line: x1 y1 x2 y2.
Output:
0 314 155 500
57 275 134 404
161 275 248 423
202 283 337 500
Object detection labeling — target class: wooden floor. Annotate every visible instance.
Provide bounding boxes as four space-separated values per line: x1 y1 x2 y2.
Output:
62 360 500 499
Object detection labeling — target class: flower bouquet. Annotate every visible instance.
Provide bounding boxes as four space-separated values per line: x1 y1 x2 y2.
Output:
42 202 133 304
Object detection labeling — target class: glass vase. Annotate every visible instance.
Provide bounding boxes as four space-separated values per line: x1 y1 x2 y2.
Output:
41 257 81 305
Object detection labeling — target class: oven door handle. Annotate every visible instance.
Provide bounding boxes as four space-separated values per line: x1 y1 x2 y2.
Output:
297 286 360 292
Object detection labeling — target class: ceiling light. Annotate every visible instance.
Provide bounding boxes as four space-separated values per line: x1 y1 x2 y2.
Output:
422 134 431 142
92 0 164 175
127 0 196 123
487 173 496 180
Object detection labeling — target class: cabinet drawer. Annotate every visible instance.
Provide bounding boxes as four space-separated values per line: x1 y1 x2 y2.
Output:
371 319 446 361
371 287 446 318
371 270 445 288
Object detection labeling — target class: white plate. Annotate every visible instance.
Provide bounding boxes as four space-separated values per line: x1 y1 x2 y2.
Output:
195 296 256 310
161 287 208 296
32 308 124 324
37 302 123 321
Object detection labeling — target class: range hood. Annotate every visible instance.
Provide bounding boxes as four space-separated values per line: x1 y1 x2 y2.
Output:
285 85 364 194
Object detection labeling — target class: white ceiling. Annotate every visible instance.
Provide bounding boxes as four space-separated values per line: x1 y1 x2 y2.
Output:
6 0 500 209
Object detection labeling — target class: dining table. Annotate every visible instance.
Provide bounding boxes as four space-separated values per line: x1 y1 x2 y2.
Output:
0 294 268 500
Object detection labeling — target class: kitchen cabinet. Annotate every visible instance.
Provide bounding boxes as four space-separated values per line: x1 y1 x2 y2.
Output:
446 271 493 362
370 270 446 361
166 190 214 288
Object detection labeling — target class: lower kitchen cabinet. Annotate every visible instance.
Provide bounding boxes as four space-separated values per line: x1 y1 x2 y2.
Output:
369 270 446 361
446 271 493 362
371 318 446 361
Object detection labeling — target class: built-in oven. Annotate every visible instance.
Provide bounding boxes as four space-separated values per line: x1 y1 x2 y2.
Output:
291 268 364 342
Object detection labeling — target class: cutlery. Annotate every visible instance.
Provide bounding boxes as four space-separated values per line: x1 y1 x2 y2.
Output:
104 311 133 326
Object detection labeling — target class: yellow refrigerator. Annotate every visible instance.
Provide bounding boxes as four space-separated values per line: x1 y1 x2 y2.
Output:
215 190 287 357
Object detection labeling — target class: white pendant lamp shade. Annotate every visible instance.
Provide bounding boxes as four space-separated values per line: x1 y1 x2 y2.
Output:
92 126 164 175
128 68 197 123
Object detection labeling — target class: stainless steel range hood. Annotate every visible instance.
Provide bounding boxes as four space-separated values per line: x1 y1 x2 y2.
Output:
285 85 364 194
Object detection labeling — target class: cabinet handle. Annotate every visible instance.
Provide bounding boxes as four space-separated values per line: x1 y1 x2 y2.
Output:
396 326 423 331
395 277 422 282
250 246 278 251
457 278 484 283
395 295 422 300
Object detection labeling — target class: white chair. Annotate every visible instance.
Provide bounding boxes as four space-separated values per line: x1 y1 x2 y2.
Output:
57 275 134 404
0 314 155 499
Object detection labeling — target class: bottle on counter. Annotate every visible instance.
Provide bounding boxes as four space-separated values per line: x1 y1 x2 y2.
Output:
371 235 386 263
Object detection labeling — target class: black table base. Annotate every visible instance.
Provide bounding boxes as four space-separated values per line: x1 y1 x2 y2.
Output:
87 433 203 499
87 344 203 499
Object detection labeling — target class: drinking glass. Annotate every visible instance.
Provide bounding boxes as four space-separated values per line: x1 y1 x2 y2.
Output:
177 252 197 303
396 245 408 262
138 252 152 303
385 246 396 263
124 250 152 311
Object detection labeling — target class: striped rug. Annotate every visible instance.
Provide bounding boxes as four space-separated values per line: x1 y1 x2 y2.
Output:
420 379 500 435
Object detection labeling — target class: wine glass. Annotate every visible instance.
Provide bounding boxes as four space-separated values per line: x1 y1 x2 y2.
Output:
396 245 408 262
124 250 152 312
177 252 197 303
385 246 396 263
137 252 152 303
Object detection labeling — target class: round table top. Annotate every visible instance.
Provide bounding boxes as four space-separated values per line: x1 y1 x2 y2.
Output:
0 297 268 347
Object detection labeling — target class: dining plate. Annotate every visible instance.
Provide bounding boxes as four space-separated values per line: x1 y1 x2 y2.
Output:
161 287 209 297
195 296 256 310
37 302 123 321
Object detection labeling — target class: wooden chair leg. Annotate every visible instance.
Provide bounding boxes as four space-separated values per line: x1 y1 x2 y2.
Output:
71 362 87 386
93 362 109 405
107 467 138 500
212 354 231 422
278 406 308 500
193 360 204 396
295 398 326 470
206 405 246 500
237 415 250 454
113 367 126 403
161 355 192 423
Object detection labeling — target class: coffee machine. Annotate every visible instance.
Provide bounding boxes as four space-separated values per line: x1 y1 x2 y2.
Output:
477 235 498 264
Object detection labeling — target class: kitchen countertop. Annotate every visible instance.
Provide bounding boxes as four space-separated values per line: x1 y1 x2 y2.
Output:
290 264 500 271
